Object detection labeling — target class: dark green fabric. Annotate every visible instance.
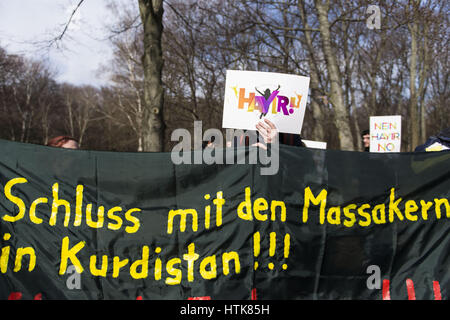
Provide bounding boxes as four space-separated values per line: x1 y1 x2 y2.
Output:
0 139 448 299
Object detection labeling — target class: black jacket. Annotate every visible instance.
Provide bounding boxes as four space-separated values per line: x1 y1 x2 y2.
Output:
414 127 450 152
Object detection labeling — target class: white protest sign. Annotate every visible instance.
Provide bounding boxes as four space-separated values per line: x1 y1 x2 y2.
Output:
222 70 310 134
370 115 402 152
302 140 327 150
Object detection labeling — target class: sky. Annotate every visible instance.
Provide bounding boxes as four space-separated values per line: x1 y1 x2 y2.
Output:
0 0 126 87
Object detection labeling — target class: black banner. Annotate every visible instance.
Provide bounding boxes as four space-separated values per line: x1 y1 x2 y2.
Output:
0 139 448 300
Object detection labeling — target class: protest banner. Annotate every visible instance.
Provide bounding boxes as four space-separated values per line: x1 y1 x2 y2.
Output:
0 139 448 300
222 70 310 134
370 115 402 152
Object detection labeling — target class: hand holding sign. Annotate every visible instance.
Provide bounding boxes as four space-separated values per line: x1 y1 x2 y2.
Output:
255 119 279 144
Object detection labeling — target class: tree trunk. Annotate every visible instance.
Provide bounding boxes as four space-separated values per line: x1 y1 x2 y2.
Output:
418 23 430 144
408 20 419 150
408 0 422 151
314 0 354 150
138 0 165 152
298 0 325 141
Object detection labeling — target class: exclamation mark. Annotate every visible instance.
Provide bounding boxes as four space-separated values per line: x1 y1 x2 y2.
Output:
254 232 291 271
268 232 276 270
253 232 260 270
282 233 290 270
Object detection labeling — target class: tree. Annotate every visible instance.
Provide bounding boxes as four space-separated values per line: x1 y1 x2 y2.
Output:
2 1 448 152
314 0 355 150
138 0 165 152
61 84 101 148
103 3 146 151
46 0 165 152
298 0 325 142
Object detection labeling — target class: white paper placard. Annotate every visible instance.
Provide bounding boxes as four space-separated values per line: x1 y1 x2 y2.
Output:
302 140 327 149
370 115 402 152
222 70 310 134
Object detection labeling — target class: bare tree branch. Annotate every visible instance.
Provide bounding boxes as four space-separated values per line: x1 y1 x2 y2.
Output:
49 0 85 48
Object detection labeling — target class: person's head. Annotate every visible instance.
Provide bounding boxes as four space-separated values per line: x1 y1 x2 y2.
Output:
47 136 79 149
361 129 370 150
